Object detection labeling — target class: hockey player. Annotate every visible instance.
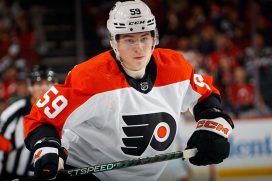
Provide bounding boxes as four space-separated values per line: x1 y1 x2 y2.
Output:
0 65 57 180
24 0 234 180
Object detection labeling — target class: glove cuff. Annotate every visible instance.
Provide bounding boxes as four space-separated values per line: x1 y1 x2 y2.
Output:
33 137 61 164
196 117 232 138
33 147 59 164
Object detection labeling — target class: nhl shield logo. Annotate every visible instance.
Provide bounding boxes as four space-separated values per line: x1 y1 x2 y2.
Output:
140 82 148 91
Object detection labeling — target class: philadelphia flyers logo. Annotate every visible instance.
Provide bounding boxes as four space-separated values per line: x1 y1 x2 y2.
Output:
121 112 177 156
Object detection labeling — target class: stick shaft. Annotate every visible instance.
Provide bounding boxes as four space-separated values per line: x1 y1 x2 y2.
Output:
63 148 197 177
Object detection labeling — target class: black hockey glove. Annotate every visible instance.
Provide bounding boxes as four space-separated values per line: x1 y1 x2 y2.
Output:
186 117 233 166
32 137 67 180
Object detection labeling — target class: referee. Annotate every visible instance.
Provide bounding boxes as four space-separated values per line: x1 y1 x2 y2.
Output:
0 65 57 181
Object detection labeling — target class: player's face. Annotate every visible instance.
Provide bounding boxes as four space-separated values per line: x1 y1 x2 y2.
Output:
117 32 154 71
29 80 53 103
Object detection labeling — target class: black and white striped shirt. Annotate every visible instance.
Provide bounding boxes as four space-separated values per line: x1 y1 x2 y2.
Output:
0 97 33 177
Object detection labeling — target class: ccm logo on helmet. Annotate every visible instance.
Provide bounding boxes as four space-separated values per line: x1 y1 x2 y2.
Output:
129 20 145 25
121 112 176 156
196 120 229 136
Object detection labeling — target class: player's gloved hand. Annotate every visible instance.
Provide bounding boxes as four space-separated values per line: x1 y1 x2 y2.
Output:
32 137 67 180
186 117 233 166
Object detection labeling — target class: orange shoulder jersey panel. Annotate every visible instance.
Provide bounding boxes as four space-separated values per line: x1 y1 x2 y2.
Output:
153 48 194 86
24 51 131 138
153 48 220 101
65 50 130 92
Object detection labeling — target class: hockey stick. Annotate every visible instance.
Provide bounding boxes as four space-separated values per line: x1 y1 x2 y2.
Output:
13 148 197 180
64 148 197 177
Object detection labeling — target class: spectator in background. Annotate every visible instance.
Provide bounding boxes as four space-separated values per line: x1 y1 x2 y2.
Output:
0 14 12 59
206 34 242 112
207 34 241 74
243 33 272 110
228 66 270 118
159 10 181 49
255 10 272 46
0 44 27 79
186 5 206 36
228 66 256 117
0 65 57 181
177 36 207 74
243 33 272 71
197 24 217 55
0 64 19 103
218 4 242 37
231 24 249 50
0 44 28 105
12 12 40 67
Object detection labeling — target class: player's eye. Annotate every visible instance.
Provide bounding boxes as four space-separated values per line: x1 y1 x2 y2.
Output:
124 39 136 45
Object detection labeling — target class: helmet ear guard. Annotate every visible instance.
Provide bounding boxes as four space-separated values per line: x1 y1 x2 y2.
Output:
109 40 121 60
153 28 159 46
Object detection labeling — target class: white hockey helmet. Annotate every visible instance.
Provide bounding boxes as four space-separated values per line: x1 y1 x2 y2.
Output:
107 0 159 45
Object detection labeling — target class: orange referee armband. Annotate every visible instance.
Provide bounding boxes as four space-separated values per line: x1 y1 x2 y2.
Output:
0 134 12 152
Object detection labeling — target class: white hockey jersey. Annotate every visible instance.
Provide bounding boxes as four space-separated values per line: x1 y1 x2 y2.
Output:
24 48 219 181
